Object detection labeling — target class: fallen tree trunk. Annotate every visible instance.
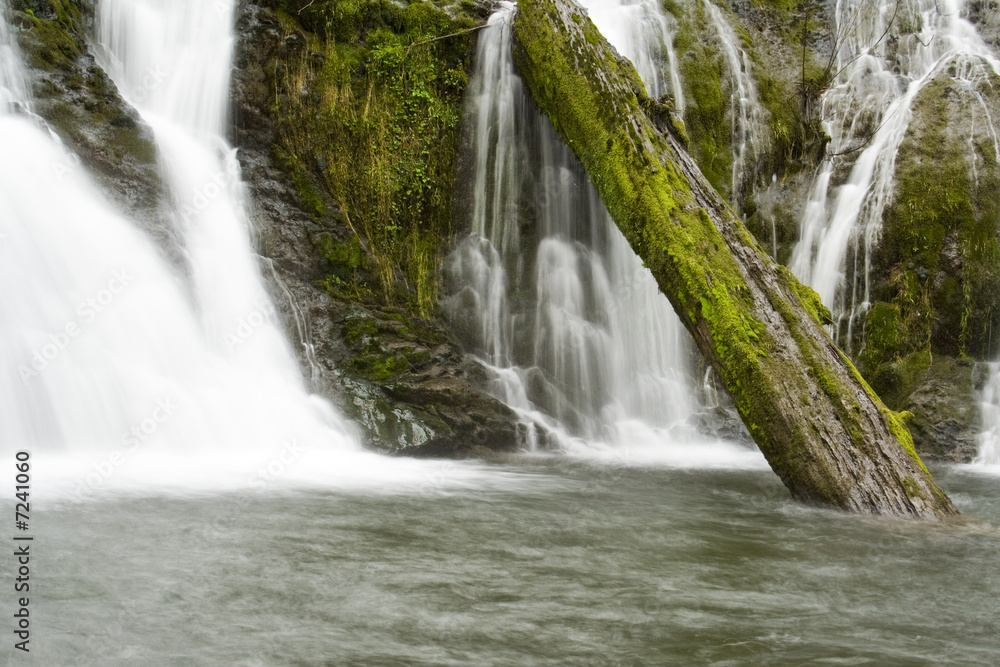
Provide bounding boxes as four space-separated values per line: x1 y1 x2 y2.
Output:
511 0 956 518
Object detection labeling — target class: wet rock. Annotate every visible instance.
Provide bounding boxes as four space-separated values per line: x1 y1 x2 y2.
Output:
230 0 520 457
10 3 177 264
903 356 982 463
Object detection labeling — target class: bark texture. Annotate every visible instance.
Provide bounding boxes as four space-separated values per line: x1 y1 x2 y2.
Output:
511 0 957 518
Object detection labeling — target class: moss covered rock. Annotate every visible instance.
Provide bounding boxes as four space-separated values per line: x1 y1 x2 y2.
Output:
856 74 1000 460
651 0 832 268
232 0 520 456
9 0 169 249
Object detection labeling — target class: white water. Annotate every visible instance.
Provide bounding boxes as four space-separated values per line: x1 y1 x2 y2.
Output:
701 0 769 210
0 0 507 497
974 363 1000 469
577 0 685 109
789 0 1000 344
0 2 27 113
447 4 762 469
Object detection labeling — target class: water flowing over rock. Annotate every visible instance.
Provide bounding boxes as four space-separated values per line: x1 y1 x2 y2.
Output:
445 2 753 464
1 0 514 492
698 0 769 213
228 0 522 457
788 0 1000 347
976 362 1000 466
511 0 956 518
0 0 355 458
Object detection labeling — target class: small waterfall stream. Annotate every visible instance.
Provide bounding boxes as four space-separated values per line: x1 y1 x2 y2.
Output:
788 0 1000 343
976 363 1000 466
577 0 685 109
0 3 27 112
701 0 769 211
448 3 758 466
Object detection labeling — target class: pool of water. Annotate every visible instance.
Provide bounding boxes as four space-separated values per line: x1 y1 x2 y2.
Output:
4 460 1000 666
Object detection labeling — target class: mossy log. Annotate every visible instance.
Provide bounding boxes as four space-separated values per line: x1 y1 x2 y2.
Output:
511 0 957 519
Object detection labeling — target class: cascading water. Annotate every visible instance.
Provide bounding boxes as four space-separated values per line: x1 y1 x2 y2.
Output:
0 0 498 495
576 0 684 109
789 0 1000 344
700 0 769 211
0 3 27 113
975 364 1000 467
447 3 760 467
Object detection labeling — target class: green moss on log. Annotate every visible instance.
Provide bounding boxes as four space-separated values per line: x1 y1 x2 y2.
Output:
512 0 955 518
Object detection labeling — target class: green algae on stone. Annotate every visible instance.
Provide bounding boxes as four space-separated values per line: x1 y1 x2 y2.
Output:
261 0 483 318
860 76 1000 419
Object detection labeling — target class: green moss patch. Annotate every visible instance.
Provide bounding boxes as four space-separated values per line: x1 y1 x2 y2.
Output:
263 0 483 317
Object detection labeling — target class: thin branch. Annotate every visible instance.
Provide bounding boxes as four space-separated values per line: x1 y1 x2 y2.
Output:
406 23 490 52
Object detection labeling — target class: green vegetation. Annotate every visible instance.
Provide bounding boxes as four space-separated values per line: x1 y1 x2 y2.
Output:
512 0 955 517
862 78 1000 401
11 0 158 172
665 0 828 209
264 0 483 317
666 0 733 198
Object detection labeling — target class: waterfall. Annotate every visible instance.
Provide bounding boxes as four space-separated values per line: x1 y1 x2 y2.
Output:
576 0 685 110
1 0 504 495
448 4 759 466
976 363 1000 466
701 0 769 210
0 3 27 113
789 0 1000 343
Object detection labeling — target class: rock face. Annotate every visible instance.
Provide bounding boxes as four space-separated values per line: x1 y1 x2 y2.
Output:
903 357 986 463
665 0 831 264
512 0 956 518
856 75 1000 460
9 0 519 457
661 0 998 464
230 0 520 456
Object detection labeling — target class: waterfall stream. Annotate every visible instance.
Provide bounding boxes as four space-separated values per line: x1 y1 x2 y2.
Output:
0 2 26 113
788 0 1000 344
576 0 685 109
447 3 759 467
0 0 500 496
700 0 769 212
976 363 1000 467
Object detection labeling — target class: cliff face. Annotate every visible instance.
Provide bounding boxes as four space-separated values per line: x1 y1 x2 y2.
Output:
856 75 1000 462
661 0 1000 462
229 0 521 457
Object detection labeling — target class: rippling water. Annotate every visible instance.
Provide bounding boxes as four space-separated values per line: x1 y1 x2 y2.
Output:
4 461 999 666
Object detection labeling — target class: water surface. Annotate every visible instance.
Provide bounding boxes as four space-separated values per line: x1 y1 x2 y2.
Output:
5 461 999 666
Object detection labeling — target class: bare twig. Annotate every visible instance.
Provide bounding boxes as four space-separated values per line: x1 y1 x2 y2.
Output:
405 23 490 53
